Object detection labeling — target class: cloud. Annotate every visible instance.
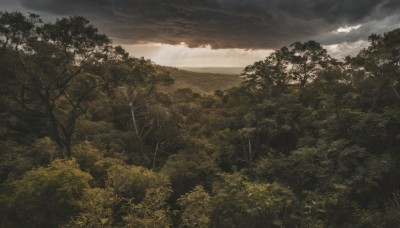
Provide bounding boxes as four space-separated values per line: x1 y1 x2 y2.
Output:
312 14 400 46
323 40 370 60
14 0 400 49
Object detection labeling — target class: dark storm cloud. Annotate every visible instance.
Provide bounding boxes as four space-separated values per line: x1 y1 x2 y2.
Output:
16 0 400 49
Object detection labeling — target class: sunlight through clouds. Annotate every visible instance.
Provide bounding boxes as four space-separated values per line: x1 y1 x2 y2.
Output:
335 24 362 33
324 40 369 59
122 43 271 67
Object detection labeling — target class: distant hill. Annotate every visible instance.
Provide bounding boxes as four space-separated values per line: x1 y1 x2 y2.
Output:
156 66 243 94
180 67 244 75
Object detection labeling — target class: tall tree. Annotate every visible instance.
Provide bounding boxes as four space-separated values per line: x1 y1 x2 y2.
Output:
102 54 174 165
350 29 400 103
242 41 332 94
288 41 332 88
0 12 112 156
242 46 291 95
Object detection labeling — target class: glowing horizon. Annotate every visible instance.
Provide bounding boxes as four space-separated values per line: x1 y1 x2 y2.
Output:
121 39 369 68
121 43 271 68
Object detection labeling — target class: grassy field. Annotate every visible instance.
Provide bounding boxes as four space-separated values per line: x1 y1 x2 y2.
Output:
156 66 244 94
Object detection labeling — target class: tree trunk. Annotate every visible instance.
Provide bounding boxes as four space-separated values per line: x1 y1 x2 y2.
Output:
128 100 146 164
64 131 73 157
391 84 400 102
129 102 139 136
248 137 253 162
45 101 65 156
152 142 160 169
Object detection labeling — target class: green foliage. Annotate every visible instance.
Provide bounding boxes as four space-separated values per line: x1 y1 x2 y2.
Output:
69 165 172 227
177 185 212 227
107 164 170 201
2 10 400 228
0 140 33 183
0 159 92 227
211 173 296 227
0 11 39 49
0 137 58 184
68 187 118 227
243 46 292 94
31 137 59 164
354 191 400 227
243 40 332 93
123 186 172 228
161 149 219 197
73 140 103 172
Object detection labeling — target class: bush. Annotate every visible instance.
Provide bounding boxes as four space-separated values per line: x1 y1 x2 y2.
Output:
0 159 92 227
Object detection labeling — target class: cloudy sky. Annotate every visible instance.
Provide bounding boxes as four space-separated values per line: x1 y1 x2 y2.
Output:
1 0 400 67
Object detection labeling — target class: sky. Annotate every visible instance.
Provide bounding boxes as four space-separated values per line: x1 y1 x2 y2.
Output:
1 0 400 68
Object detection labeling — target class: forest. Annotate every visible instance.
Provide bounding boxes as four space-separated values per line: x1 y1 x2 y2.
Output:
1 11 400 227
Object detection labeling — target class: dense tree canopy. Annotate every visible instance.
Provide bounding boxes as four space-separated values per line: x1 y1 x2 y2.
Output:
1 11 400 227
